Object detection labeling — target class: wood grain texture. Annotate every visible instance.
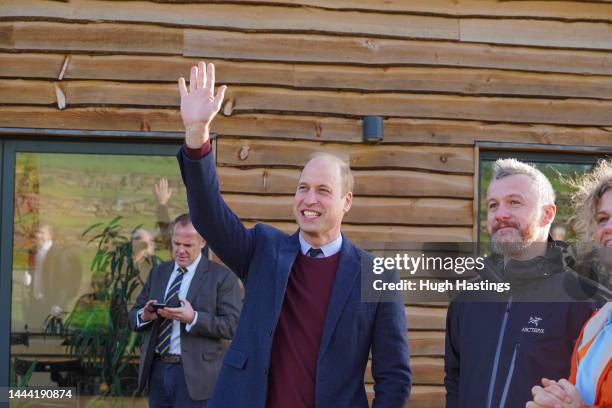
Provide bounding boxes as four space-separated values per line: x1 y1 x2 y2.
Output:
0 21 182 54
2 80 604 126
216 138 474 173
217 167 473 198
2 53 611 100
2 22 611 74
184 29 612 75
0 0 460 41
1 108 610 148
143 0 612 22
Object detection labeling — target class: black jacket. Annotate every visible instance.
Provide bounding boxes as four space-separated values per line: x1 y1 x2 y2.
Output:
444 244 606 408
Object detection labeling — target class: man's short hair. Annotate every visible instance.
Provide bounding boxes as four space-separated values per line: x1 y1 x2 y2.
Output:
173 213 192 229
492 158 555 206
306 152 354 196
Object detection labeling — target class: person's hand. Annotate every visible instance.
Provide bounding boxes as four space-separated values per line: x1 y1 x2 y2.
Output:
178 61 226 149
526 378 582 408
141 299 159 322
154 177 174 206
157 299 196 324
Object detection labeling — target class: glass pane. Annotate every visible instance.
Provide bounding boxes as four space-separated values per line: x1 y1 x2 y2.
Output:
479 159 595 243
10 152 186 406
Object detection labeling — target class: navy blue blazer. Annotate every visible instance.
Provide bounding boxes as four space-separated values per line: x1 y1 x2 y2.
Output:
178 148 411 408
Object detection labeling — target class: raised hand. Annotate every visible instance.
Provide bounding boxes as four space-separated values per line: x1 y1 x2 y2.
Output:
178 61 227 149
154 177 174 206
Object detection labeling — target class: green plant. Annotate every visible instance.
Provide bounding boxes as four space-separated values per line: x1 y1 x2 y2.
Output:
59 217 156 397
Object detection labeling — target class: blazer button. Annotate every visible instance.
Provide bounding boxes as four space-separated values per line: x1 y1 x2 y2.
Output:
264 368 268 375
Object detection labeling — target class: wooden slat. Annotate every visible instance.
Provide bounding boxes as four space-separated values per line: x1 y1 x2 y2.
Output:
216 139 474 174
241 221 474 243
407 306 447 330
222 87 612 126
1 108 610 148
184 29 612 75
0 0 460 41
0 22 182 54
2 53 611 100
460 18 612 50
13 79 603 127
409 331 445 356
1 80 607 126
0 79 56 104
366 357 444 385
165 0 612 22
2 22 611 75
222 194 472 226
218 167 473 198
6 0 610 49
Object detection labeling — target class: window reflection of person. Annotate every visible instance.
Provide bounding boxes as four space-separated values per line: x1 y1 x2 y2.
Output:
132 178 176 285
23 221 83 331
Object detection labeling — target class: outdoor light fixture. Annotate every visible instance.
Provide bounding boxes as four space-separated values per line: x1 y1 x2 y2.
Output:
362 116 383 142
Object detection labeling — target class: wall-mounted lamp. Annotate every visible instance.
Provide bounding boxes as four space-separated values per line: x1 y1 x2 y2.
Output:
362 116 383 142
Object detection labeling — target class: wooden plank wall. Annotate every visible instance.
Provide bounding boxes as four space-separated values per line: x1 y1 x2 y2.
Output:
0 0 611 406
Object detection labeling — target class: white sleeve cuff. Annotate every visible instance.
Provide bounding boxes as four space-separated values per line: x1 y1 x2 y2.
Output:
185 311 198 332
137 308 153 328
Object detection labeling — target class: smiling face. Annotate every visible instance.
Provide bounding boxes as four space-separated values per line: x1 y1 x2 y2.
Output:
172 222 205 268
292 157 352 247
486 174 555 259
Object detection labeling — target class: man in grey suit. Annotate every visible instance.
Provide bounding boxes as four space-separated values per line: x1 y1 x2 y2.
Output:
129 213 242 408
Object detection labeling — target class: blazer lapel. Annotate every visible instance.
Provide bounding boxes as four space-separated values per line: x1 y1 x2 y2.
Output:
317 236 360 357
186 256 209 303
274 231 300 317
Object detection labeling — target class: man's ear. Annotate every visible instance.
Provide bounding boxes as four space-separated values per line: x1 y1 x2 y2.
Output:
540 203 557 227
343 192 353 213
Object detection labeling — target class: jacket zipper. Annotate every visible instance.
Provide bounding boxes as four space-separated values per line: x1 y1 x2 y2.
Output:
499 342 520 408
486 296 513 408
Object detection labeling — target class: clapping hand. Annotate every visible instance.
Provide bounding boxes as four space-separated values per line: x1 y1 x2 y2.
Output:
178 61 226 149
526 378 583 408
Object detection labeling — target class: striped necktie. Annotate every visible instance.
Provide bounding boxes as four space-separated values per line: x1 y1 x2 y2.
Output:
155 266 187 355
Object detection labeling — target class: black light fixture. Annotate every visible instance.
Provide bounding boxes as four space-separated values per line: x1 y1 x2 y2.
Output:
362 115 383 142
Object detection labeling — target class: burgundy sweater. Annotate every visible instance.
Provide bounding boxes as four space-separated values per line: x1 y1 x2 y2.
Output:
267 252 341 408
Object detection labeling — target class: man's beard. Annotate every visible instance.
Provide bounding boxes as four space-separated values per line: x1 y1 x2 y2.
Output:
490 223 534 257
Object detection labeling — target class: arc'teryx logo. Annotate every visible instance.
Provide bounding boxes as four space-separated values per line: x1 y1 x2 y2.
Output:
522 316 545 334
528 316 542 326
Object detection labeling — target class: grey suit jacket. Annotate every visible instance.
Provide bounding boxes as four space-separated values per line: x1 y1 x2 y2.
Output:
128 256 242 401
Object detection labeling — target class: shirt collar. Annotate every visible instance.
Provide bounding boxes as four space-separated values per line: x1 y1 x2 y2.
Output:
174 253 202 277
298 232 342 257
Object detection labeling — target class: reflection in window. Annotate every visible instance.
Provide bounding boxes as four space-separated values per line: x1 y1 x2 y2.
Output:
10 152 185 403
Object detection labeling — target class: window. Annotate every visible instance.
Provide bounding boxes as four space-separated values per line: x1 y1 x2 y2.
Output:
1 133 186 403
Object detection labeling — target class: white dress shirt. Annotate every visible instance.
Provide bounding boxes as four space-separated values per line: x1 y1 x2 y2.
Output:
137 253 202 354
298 233 342 257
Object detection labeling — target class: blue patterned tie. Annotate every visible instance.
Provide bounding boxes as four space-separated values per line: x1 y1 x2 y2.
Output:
155 266 187 354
